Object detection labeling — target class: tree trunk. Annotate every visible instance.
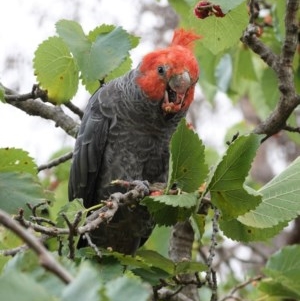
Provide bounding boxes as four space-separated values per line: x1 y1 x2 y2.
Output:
169 221 199 301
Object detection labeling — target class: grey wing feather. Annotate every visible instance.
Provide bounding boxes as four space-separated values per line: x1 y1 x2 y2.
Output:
68 90 110 207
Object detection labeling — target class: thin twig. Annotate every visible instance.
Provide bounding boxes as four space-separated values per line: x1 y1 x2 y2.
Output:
30 216 56 226
4 84 48 102
284 124 300 133
0 209 74 284
64 101 84 119
206 207 220 301
27 201 49 218
15 209 69 235
61 211 83 260
84 233 102 258
38 151 73 172
220 275 264 301
1 244 29 256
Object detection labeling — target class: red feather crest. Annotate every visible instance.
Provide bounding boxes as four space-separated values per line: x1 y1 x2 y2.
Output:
171 28 202 50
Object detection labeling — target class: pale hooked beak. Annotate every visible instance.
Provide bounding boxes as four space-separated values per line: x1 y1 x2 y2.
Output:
162 71 191 113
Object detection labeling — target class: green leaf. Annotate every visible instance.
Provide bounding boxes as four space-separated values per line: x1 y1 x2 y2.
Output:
132 267 170 285
136 250 174 274
33 36 79 103
212 0 247 12
191 213 206 239
143 225 171 258
87 27 132 80
96 257 125 283
0 148 37 175
61 262 102 301
106 276 151 301
168 0 191 29
197 46 222 101
56 198 86 227
0 226 22 251
56 20 92 82
197 3 248 54
85 24 138 92
167 118 208 192
272 1 286 42
215 54 232 92
230 46 257 93
220 218 287 242
87 24 139 49
102 250 151 271
0 270 53 301
56 19 90 55
57 21 133 84
238 156 300 228
175 260 207 274
259 280 300 300
170 1 248 54
0 172 47 216
142 194 197 226
247 80 273 120
3 250 72 297
208 134 261 220
147 193 198 209
260 245 300 298
0 84 4 102
261 68 279 110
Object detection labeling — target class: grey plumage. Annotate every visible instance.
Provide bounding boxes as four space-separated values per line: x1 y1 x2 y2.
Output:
68 27 201 254
68 70 186 254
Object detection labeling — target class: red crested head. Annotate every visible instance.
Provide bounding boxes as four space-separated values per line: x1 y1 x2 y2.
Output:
136 28 201 114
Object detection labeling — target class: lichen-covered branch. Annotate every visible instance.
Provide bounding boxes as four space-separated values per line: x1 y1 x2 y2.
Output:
37 151 73 172
0 209 74 284
2 181 150 258
2 83 79 138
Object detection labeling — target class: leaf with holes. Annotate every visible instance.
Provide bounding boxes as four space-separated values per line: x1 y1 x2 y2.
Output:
0 148 37 176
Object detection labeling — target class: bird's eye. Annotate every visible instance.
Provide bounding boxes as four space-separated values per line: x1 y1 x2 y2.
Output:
157 66 165 75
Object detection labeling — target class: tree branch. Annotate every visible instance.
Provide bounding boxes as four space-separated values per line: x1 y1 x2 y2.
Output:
0 209 74 284
2 83 79 138
241 0 300 138
3 181 151 258
37 151 73 172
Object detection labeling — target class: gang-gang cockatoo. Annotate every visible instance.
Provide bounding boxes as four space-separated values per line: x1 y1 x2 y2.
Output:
68 28 200 254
